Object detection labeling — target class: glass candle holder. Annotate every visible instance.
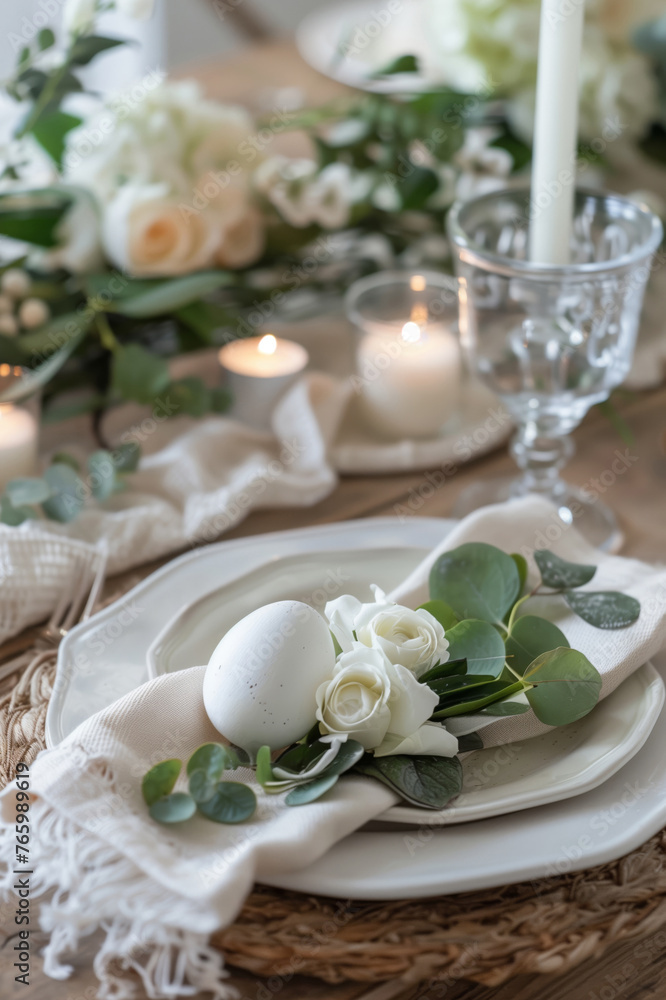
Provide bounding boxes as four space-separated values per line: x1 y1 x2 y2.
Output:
345 271 462 440
447 187 663 550
0 364 41 494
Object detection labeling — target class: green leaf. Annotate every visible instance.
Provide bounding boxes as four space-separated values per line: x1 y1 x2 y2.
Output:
5 477 50 507
285 773 339 805
510 553 528 593
523 647 602 726
87 450 118 501
397 165 439 210
111 344 170 404
167 377 211 418
112 441 140 473
188 768 217 804
69 34 127 66
0 203 68 247
41 463 84 522
505 615 570 675
197 781 257 823
38 28 55 50
0 335 27 365
32 111 82 167
51 451 80 471
371 54 420 77
428 673 499 698
142 758 181 806
476 701 530 717
209 387 232 414
354 754 463 810
534 549 596 590
419 659 467 683
176 300 232 342
0 496 34 526
446 619 506 676
109 272 232 319
429 543 521 624
187 742 234 781
2 315 90 403
432 680 524 718
149 793 196 824
417 599 458 631
564 591 640 629
255 745 274 785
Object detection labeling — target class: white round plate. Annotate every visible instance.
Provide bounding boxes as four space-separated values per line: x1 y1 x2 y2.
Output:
146 550 664 827
46 518 666 898
296 1 434 94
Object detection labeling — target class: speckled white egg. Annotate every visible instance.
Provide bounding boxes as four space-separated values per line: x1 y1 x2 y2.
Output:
203 600 336 753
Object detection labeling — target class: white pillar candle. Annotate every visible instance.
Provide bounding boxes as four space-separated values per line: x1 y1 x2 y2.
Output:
218 334 309 430
356 319 461 439
529 0 585 264
0 404 38 492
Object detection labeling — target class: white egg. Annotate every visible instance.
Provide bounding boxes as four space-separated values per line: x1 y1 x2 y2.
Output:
203 600 336 753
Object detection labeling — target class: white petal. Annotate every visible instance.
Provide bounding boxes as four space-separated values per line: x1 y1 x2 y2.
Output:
385 663 439 737
375 722 459 758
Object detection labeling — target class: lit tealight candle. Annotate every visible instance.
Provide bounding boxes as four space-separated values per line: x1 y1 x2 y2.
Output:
0 403 38 493
219 334 309 430
356 309 461 439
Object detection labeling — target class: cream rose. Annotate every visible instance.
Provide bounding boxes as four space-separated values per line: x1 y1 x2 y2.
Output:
315 645 456 757
326 586 449 677
102 184 219 276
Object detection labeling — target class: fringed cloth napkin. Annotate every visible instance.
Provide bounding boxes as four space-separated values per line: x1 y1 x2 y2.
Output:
2 497 666 1000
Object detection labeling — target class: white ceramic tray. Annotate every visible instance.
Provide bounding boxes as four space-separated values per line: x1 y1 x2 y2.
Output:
46 518 666 898
146 551 664 828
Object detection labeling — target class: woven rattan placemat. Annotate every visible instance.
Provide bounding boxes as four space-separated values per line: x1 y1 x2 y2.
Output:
3 637 666 990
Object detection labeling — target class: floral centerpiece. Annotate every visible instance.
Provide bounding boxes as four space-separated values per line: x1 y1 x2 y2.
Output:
1 0 664 427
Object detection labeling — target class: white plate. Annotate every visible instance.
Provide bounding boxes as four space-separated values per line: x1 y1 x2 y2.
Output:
146 551 664 827
46 518 666 898
296 1 435 94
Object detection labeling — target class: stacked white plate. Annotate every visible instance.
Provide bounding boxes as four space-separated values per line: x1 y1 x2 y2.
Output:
46 517 666 900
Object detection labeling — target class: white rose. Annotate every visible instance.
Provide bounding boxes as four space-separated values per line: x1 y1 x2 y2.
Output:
102 184 219 276
43 190 104 274
315 645 444 754
116 0 155 19
63 0 97 35
326 586 449 677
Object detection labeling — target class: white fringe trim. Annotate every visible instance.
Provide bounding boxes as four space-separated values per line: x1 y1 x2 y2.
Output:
0 799 237 999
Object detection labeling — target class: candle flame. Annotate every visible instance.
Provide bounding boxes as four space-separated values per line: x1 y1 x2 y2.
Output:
401 321 421 344
410 275 426 292
258 334 277 356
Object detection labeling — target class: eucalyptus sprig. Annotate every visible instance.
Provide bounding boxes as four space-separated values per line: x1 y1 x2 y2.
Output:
0 441 140 525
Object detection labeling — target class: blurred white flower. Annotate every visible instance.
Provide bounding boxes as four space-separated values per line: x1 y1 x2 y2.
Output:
116 0 155 19
255 156 371 229
63 0 97 36
452 127 514 201
102 184 219 276
42 190 104 274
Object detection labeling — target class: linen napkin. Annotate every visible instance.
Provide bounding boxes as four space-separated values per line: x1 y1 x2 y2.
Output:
0 372 349 645
2 496 666 1000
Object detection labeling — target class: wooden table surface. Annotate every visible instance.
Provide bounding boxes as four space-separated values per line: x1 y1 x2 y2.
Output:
3 38 666 1000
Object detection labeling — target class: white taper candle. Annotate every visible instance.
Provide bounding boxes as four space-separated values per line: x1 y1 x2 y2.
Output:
529 0 585 264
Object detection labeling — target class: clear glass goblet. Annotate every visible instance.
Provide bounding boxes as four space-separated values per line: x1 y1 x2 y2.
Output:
447 188 663 551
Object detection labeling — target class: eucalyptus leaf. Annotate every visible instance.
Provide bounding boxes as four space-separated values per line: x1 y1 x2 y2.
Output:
510 553 528 593
285 773 339 805
87 450 118 501
476 701 530 717
197 781 257 823
0 497 34 526
5 477 51 507
523 647 602 726
42 463 84 522
457 732 484 752
419 659 467 683
51 452 80 471
446 619 506 676
188 768 217 804
142 758 181 806
353 754 463 810
428 673 502 698
112 441 140 473
505 615 570 675
429 543 521 624
535 549 596 589
564 591 640 629
149 793 196 824
417 599 458 631
186 742 234 781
